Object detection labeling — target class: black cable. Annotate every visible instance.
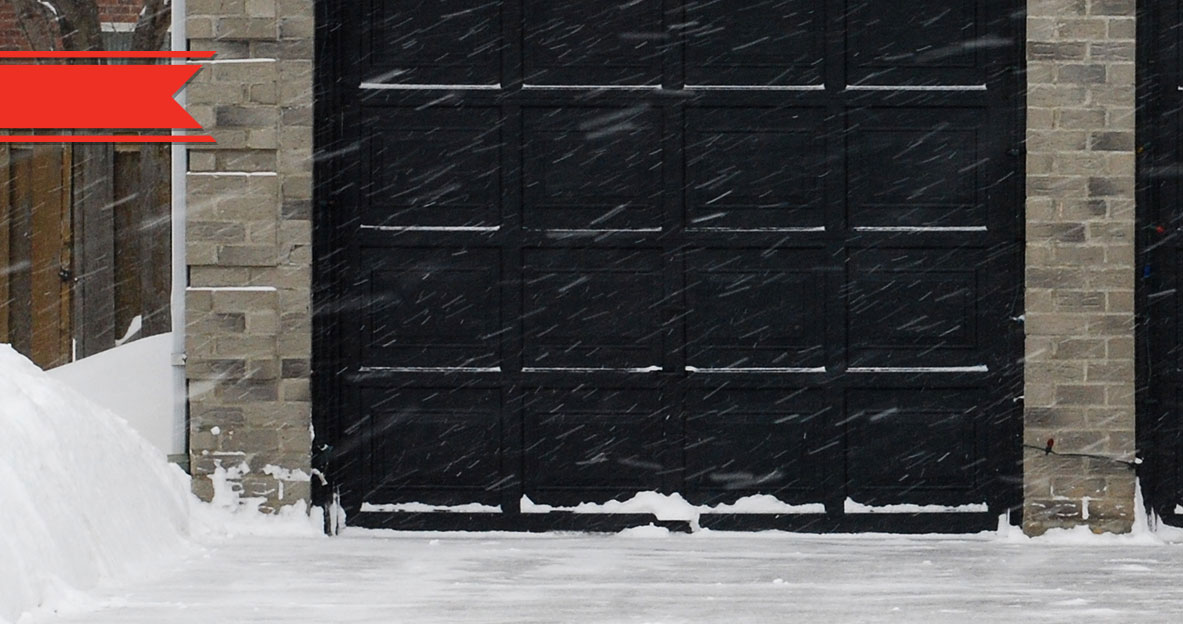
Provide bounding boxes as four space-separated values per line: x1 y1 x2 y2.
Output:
1022 443 1139 470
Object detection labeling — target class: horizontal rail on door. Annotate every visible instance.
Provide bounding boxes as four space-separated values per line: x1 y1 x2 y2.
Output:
847 366 990 373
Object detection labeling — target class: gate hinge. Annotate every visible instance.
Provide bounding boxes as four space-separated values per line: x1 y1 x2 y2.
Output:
312 442 334 473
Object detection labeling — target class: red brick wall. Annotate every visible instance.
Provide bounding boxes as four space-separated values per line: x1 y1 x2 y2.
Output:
0 0 145 51
0 2 25 51
101 0 146 24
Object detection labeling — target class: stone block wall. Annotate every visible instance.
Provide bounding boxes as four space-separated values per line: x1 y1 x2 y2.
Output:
185 0 314 511
1024 0 1138 534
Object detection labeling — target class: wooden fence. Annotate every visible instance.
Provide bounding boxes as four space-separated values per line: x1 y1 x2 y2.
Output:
0 143 170 369
0 145 71 368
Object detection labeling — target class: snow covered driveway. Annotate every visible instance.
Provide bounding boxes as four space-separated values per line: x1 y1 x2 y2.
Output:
36 529 1183 623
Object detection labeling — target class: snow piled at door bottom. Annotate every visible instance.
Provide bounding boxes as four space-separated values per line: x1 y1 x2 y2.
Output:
359 492 828 530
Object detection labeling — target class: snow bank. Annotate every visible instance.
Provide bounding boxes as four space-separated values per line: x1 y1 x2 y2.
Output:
0 344 191 624
48 333 179 455
188 460 324 539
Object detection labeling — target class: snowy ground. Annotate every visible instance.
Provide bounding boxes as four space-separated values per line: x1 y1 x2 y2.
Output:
29 528 1183 624
9 339 1183 624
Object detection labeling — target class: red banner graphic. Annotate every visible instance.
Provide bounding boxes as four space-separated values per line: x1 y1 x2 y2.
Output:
0 52 214 143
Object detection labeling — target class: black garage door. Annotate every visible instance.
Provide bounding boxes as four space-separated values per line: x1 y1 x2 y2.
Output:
313 0 1024 531
1142 0 1183 524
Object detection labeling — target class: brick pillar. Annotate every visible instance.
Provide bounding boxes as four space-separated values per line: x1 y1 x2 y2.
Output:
185 0 315 511
1024 0 1137 534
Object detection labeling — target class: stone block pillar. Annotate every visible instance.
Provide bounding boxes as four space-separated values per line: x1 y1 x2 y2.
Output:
1024 0 1137 534
185 0 315 511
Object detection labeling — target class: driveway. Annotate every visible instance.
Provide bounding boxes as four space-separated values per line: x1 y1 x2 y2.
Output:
34 528 1183 623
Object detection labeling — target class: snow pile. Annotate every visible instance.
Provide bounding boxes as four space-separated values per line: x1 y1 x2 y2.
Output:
617 524 673 538
48 333 178 455
188 460 324 539
0 344 191 624
998 480 1183 545
520 491 825 531
361 501 502 513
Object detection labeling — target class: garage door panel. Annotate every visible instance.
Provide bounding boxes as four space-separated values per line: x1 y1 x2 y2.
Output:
685 248 826 370
1147 0 1183 521
363 0 502 85
684 388 825 504
365 107 502 228
361 387 503 506
686 107 826 231
320 0 1022 528
846 389 983 505
523 387 665 503
522 247 664 369
684 0 824 87
847 108 987 229
522 0 663 86
847 249 982 369
360 247 501 369
523 106 663 230
846 0 985 86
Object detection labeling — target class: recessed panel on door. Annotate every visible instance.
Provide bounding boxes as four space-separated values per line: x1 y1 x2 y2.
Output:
847 0 985 86
847 248 983 369
364 0 502 84
847 108 987 229
522 247 664 369
362 387 503 506
845 389 982 506
685 247 826 369
523 387 665 504
686 107 826 230
522 0 663 85
684 0 824 86
684 388 826 505
365 107 502 228
523 106 663 230
360 246 501 369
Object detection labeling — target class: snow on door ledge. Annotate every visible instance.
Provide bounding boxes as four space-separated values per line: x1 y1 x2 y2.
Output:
359 492 826 522
843 499 988 514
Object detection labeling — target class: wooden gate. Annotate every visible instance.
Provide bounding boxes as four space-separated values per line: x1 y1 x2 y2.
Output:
0 144 72 369
0 142 171 370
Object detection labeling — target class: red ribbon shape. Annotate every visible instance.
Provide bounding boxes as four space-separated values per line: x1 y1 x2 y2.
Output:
0 64 202 129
